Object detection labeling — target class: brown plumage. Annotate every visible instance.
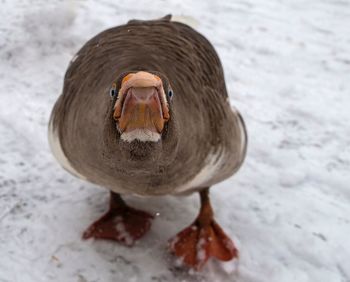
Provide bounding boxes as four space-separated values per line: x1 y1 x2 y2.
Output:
49 15 247 269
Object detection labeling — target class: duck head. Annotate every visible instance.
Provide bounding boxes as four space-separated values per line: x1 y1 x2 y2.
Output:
107 71 177 164
111 71 171 142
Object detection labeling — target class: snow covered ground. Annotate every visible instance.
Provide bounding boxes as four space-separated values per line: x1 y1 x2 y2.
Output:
1 0 350 281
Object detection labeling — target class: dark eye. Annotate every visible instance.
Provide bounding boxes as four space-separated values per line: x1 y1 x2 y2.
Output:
168 89 174 99
110 84 117 98
110 89 116 97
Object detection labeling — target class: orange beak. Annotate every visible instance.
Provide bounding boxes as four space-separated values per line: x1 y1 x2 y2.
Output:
113 71 170 134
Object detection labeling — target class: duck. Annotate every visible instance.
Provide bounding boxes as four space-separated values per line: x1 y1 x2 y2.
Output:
48 15 247 270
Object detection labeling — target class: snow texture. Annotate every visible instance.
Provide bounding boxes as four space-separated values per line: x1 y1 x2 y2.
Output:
1 0 350 282
114 217 134 246
196 238 207 262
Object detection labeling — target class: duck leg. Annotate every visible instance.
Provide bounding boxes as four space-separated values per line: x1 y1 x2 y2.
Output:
169 188 238 270
83 192 153 246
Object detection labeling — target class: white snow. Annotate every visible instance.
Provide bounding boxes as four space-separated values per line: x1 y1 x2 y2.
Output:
1 1 350 282
219 259 239 275
114 216 134 246
196 237 207 262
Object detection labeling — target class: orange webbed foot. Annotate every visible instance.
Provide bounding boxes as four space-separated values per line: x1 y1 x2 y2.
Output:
169 220 238 270
83 193 153 246
169 188 238 270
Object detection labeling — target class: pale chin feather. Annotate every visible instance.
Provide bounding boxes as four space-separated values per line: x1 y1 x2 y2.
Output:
120 129 161 143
